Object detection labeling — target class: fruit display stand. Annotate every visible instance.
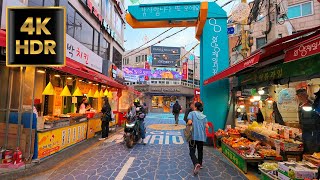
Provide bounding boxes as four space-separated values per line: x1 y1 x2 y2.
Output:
221 141 263 173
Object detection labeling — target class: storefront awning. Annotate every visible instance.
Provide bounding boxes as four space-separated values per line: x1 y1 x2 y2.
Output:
204 26 320 86
0 29 6 47
285 33 320 63
54 58 126 89
203 53 261 85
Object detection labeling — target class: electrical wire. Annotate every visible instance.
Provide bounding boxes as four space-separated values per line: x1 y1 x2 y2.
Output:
176 43 200 64
124 28 173 56
123 27 189 58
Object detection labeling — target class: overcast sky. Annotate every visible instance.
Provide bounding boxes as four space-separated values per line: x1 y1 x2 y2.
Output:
123 0 240 56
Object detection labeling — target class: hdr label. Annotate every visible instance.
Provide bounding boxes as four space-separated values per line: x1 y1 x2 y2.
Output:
145 131 185 145
7 7 66 66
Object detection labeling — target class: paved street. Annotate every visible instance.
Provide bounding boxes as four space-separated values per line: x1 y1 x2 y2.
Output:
26 113 247 180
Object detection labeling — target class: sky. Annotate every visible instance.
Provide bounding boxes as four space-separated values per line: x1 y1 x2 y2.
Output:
123 0 240 56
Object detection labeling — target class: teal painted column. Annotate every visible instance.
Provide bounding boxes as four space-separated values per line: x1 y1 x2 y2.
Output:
200 3 229 130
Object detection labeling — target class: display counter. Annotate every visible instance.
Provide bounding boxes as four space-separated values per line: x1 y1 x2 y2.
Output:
87 113 103 139
221 141 263 173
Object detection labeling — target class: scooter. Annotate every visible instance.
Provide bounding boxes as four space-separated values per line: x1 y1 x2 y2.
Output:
124 111 145 148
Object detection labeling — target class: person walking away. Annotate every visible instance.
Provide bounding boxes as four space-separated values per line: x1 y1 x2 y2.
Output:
184 102 194 123
296 89 320 153
100 98 112 140
187 102 209 175
173 100 182 126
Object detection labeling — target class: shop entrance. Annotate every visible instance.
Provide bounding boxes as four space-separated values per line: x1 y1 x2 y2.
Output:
152 96 173 113
126 1 229 129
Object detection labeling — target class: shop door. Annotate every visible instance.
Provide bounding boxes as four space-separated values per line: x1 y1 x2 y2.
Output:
163 97 171 113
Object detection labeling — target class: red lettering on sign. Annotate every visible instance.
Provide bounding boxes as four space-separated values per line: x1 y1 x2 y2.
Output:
87 0 93 12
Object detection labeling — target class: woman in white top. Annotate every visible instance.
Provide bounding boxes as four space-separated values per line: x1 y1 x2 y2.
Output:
79 97 91 114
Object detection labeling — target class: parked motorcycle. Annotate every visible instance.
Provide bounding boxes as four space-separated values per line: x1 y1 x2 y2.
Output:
124 107 145 148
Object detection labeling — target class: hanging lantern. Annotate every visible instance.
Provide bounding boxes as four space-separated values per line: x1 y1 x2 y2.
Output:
238 101 245 108
107 91 113 98
72 87 83 97
42 82 56 95
87 89 94 97
60 85 71 96
93 90 100 98
104 89 109 96
265 96 273 103
99 89 104 97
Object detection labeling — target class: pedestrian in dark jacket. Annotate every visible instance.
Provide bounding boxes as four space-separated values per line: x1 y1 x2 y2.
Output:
184 102 194 123
100 97 112 140
172 100 182 125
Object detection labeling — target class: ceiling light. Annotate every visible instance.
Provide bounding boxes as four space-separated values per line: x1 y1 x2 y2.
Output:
302 106 313 111
258 88 265 95
54 74 60 77
89 81 92 84
37 69 45 73
79 79 82 82
237 108 241 112
67 77 72 80
239 105 245 108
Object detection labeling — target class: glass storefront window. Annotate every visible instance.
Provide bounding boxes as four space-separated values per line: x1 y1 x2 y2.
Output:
74 13 94 50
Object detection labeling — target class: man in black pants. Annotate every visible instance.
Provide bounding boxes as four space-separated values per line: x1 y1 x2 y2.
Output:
172 100 182 126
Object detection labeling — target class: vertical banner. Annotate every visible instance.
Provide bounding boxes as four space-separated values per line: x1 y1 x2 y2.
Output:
144 62 150 69
182 62 188 80
201 3 229 131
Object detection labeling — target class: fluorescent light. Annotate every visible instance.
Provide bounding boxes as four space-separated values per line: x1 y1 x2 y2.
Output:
67 77 72 80
237 108 241 112
79 79 82 82
302 106 313 111
88 81 92 84
54 74 60 77
258 89 265 95
37 69 45 73
240 105 245 108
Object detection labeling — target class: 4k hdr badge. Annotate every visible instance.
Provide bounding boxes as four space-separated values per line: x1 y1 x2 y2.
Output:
6 7 66 66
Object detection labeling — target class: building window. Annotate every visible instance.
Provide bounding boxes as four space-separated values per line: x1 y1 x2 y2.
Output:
99 36 110 60
142 55 145 62
138 56 141 62
113 47 122 69
28 0 57 6
287 2 313 19
67 3 76 37
256 37 266 49
145 55 148 62
136 57 138 63
74 13 94 50
94 30 100 55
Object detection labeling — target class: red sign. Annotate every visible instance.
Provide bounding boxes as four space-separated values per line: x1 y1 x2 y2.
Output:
204 53 260 85
182 62 188 80
285 34 320 63
194 88 200 102
145 62 150 69
86 0 103 25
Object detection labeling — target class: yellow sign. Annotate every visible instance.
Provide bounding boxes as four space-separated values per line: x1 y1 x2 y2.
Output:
87 118 102 139
38 122 87 159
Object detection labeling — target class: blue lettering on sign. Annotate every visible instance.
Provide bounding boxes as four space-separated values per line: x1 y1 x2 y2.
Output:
227 27 235 34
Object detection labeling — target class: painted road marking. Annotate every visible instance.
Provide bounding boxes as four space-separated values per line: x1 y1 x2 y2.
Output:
115 157 135 180
145 130 185 144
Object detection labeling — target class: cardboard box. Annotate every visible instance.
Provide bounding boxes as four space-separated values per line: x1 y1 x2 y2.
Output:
278 162 318 180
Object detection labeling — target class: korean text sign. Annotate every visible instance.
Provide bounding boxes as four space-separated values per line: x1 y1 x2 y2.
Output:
7 7 66 66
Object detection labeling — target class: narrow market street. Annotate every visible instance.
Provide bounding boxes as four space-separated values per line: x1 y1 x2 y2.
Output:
22 113 247 180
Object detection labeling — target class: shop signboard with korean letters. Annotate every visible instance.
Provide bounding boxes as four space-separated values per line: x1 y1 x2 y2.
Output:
66 34 103 73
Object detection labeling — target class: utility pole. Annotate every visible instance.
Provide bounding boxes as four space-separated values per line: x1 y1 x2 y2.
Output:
265 0 279 43
241 0 249 58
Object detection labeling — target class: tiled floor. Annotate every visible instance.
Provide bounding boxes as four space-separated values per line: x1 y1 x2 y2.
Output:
23 113 248 180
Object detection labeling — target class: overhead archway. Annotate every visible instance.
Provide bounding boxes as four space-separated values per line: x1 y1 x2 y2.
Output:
126 1 229 130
